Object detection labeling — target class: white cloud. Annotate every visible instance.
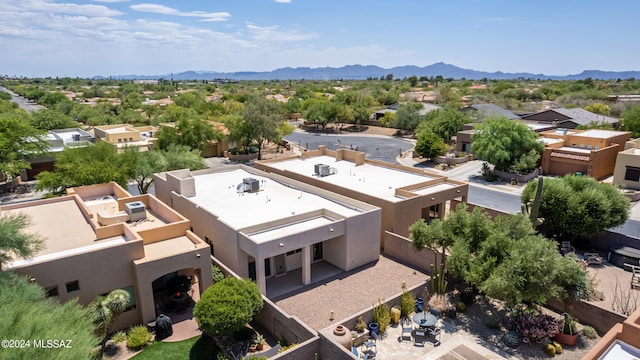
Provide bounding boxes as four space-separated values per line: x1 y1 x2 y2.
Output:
246 22 317 42
92 0 129 3
2 0 124 17
130 3 231 21
274 0 292 3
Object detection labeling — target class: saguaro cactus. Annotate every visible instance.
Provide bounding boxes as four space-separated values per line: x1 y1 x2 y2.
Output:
522 176 544 228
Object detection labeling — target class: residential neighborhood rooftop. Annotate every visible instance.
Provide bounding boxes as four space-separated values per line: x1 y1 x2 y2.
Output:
264 155 448 202
3 197 128 267
187 168 364 229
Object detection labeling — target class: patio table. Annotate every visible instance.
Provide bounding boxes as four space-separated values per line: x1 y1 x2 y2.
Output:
412 312 437 328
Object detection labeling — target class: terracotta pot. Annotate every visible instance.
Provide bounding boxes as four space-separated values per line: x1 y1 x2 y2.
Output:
553 333 577 346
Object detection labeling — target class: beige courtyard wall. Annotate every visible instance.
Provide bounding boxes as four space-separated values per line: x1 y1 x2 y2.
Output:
383 231 440 273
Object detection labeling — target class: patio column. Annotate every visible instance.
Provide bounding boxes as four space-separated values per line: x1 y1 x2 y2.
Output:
439 202 446 220
302 245 311 286
256 256 267 294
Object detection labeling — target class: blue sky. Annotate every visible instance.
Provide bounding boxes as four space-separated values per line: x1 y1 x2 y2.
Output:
1 0 638 77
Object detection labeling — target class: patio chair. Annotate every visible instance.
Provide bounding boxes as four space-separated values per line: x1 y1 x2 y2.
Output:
560 241 575 255
632 266 640 290
428 327 441 345
584 252 603 266
401 326 413 342
414 329 426 347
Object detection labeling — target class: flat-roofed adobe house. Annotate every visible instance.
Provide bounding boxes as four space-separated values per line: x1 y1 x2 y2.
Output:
613 138 640 190
2 182 213 330
153 166 381 296
23 128 95 181
583 307 640 359
93 124 158 152
520 107 619 129
254 146 469 249
538 128 632 179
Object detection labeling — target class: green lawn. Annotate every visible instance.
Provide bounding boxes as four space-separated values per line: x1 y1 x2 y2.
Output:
131 335 220 360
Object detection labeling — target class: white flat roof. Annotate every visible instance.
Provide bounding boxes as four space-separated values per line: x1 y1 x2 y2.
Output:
248 216 334 244
189 169 362 229
559 146 591 154
539 138 564 145
265 155 441 202
579 129 624 138
599 340 640 360
413 183 457 196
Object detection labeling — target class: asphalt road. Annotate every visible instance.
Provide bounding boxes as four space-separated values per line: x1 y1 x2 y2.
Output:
468 185 521 214
0 86 43 112
283 131 415 164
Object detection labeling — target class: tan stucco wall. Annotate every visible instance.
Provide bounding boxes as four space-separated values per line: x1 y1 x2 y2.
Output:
542 145 621 179
12 239 145 331
614 150 640 189
133 233 212 325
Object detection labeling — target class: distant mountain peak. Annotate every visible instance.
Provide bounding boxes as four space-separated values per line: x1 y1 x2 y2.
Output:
101 63 640 81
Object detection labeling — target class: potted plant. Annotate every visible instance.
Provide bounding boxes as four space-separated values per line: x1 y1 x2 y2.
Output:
553 313 578 346
254 334 265 351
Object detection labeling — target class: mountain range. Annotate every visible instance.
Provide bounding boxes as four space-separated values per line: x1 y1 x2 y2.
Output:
99 62 640 81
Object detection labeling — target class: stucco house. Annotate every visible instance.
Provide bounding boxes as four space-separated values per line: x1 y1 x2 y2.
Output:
254 146 468 248
23 128 95 181
93 124 157 152
613 138 640 190
538 128 632 179
3 182 213 330
153 166 381 296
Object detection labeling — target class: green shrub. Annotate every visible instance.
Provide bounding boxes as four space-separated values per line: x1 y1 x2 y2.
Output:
372 300 391 333
278 343 298 353
194 278 263 336
354 316 366 332
400 291 416 318
455 302 466 313
485 315 502 329
212 265 225 284
126 325 152 350
582 325 598 339
111 331 126 344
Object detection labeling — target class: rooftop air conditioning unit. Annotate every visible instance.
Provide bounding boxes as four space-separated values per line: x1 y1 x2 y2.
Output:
242 178 260 192
314 164 324 176
318 164 330 177
125 202 147 222
72 134 81 142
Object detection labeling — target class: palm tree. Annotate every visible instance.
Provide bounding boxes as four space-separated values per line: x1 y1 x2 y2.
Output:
89 289 130 353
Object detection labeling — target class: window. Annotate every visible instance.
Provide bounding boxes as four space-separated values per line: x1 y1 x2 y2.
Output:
205 236 214 256
65 280 80 293
313 243 323 261
122 285 136 312
45 286 59 297
625 167 640 182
